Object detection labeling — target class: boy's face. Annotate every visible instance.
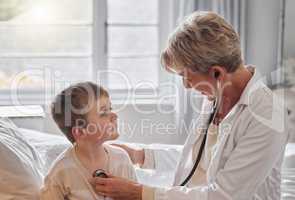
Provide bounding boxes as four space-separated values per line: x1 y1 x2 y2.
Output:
83 96 119 144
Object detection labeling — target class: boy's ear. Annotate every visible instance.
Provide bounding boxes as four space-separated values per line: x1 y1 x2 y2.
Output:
72 127 86 141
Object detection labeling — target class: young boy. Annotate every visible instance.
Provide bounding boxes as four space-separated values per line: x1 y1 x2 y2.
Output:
40 82 137 200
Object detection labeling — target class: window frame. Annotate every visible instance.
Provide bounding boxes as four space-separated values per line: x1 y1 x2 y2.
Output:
0 0 176 106
93 0 176 103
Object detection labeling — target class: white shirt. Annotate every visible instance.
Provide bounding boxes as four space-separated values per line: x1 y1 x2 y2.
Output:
40 144 137 200
142 67 289 200
189 123 218 186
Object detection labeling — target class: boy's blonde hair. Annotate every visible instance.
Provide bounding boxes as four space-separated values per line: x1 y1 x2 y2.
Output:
161 11 242 73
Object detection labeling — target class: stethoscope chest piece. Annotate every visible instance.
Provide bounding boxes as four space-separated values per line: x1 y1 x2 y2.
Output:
92 169 108 178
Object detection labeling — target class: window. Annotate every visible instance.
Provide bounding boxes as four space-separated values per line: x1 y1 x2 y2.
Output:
106 0 159 90
0 0 93 89
0 0 173 105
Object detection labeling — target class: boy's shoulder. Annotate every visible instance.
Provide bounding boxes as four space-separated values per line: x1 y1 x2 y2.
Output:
45 146 75 177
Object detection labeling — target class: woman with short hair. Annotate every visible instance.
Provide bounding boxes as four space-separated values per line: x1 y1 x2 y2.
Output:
91 11 289 200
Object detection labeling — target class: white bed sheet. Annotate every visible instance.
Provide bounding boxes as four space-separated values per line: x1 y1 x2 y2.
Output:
282 143 295 200
19 128 71 175
19 128 295 197
0 119 43 200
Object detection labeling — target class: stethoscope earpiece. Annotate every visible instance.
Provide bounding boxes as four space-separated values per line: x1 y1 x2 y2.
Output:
214 71 220 79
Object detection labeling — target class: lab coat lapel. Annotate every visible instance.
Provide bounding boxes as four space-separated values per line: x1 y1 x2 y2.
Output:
172 125 202 186
207 105 240 183
173 110 213 186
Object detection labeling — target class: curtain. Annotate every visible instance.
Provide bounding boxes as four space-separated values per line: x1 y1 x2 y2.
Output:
194 0 247 58
174 0 247 56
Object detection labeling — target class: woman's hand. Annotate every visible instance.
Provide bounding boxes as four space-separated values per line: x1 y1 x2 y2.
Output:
90 175 143 200
112 144 145 166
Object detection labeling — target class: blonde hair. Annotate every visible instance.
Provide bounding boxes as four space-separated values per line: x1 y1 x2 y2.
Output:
161 11 242 73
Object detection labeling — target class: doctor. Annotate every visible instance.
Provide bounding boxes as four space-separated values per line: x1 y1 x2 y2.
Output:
91 11 289 200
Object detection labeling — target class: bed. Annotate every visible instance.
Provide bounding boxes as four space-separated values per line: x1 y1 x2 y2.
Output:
23 129 295 200
282 143 295 200
19 127 181 187
0 120 295 200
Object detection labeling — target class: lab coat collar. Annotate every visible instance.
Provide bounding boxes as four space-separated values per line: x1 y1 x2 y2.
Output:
198 65 263 126
236 65 264 106
207 66 266 181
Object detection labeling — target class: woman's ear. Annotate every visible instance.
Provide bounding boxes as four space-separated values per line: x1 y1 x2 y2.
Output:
209 66 225 81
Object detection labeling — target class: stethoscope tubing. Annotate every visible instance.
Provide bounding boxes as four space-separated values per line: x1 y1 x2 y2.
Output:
180 91 221 186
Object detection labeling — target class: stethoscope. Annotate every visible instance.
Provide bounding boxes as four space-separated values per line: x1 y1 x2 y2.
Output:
180 81 221 186
92 81 222 187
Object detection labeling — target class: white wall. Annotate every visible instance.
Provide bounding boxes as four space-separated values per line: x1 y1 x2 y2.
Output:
246 0 281 77
285 0 295 58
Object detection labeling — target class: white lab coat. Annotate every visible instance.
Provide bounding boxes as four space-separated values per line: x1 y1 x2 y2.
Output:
143 68 289 200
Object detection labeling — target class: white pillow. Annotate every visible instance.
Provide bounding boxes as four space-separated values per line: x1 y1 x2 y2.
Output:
19 128 71 174
0 118 43 200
